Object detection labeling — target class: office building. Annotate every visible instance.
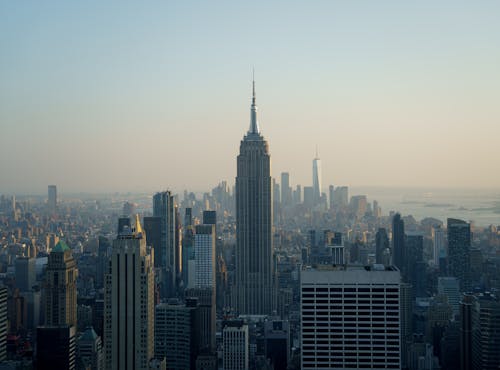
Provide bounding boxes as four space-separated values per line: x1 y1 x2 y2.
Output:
438 277 461 317
15 256 36 292
333 186 348 208
223 320 249 370
375 228 390 265
235 79 275 315
154 299 199 370
48 185 57 213
447 218 471 291
301 265 401 369
471 293 500 370
392 213 406 276
433 225 445 268
104 216 155 370
78 327 103 370
264 320 289 370
460 294 474 370
153 191 178 297
194 224 216 289
281 172 291 207
43 240 77 327
37 325 76 370
202 210 217 226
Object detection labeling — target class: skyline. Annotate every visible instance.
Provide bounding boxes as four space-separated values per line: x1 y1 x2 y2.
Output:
1 1 500 193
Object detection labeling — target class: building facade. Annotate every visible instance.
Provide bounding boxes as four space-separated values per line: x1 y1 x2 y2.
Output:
301 265 401 369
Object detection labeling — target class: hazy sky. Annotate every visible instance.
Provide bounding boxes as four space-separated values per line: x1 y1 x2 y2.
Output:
1 1 499 194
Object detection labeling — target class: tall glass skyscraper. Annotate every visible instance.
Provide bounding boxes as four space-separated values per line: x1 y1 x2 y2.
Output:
235 79 275 315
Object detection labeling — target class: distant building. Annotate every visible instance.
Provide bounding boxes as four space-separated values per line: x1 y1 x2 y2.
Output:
48 185 57 213
301 265 401 369
281 172 291 207
312 153 322 206
333 186 348 208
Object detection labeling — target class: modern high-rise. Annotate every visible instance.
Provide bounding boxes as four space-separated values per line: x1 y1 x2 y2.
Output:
375 228 390 265
447 218 471 291
301 265 401 369
438 277 461 316
194 224 216 289
188 224 217 353
154 299 199 370
312 151 322 206
37 325 76 370
471 293 500 370
43 240 77 327
153 191 177 297
48 185 57 213
235 79 275 315
392 213 406 276
223 320 249 370
433 225 445 268
15 256 36 292
104 215 155 370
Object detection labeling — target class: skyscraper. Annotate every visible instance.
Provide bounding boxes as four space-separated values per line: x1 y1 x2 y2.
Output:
280 172 291 207
43 240 77 327
375 228 390 265
48 185 57 213
235 79 275 315
312 150 322 206
447 218 472 291
153 191 177 297
104 215 154 370
392 213 406 276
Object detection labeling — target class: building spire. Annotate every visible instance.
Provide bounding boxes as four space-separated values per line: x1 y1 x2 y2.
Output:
249 71 260 135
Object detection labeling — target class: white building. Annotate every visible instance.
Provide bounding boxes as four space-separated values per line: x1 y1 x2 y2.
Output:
194 224 216 288
301 265 401 369
223 320 249 370
104 216 155 370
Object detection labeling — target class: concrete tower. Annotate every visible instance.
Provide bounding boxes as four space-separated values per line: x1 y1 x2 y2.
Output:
235 78 275 315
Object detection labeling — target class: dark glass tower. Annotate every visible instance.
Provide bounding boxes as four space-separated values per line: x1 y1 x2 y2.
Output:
235 79 275 315
447 218 471 291
392 213 406 275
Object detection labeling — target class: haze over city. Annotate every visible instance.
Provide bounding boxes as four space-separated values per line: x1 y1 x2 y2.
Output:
1 1 500 193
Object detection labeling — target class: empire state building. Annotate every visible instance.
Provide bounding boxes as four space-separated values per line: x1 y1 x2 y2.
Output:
235 79 275 315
